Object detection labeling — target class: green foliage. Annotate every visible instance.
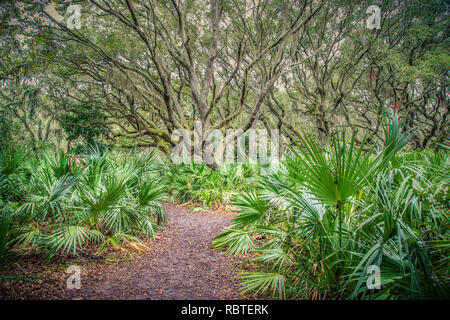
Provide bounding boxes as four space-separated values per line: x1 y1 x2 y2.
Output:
0 204 13 262
59 104 107 145
0 144 30 202
0 145 167 260
166 162 260 208
212 115 449 300
0 110 21 147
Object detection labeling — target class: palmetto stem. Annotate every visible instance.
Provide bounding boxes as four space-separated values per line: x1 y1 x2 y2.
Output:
337 201 342 249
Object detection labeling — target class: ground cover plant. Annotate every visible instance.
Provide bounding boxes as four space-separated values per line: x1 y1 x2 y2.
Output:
0 144 167 262
166 162 261 209
213 116 449 299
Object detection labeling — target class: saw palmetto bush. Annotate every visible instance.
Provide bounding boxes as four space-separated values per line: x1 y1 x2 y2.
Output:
0 145 167 260
166 162 260 208
213 115 449 299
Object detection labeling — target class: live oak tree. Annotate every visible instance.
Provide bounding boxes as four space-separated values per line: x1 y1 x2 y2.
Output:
360 0 449 147
264 0 449 147
0 1 62 149
2 0 448 151
42 0 324 152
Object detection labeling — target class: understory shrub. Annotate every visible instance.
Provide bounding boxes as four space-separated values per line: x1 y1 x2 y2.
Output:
212 116 449 299
0 144 167 260
166 162 261 208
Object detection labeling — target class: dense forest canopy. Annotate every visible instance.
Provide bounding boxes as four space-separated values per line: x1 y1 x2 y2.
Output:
0 0 448 152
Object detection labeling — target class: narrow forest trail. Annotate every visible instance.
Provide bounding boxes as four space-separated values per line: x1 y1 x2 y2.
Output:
79 204 246 299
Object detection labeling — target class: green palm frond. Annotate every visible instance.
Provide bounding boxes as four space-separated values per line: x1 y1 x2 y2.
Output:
20 173 77 222
42 225 103 257
41 151 73 179
239 272 286 299
0 204 12 261
137 180 165 207
231 191 267 227
211 227 255 255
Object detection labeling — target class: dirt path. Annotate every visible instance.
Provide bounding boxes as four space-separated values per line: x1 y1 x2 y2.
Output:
76 204 245 300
